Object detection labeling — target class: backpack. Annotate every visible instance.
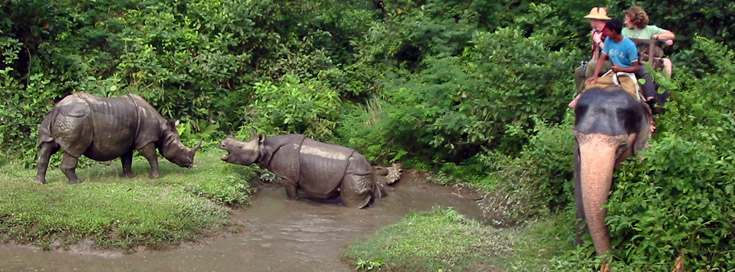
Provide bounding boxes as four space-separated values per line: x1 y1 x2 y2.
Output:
637 42 665 71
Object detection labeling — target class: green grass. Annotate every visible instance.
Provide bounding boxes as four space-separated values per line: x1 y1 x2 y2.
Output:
0 149 256 252
343 207 581 272
343 207 511 271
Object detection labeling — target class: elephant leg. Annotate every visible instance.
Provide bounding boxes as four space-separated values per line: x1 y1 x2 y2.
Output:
573 140 587 245
34 141 60 184
340 173 374 209
578 133 618 255
60 152 81 184
120 150 135 178
138 143 160 179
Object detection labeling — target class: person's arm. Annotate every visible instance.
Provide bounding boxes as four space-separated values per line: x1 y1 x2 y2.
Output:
613 60 640 73
653 30 676 46
649 25 675 46
592 30 605 49
652 30 675 40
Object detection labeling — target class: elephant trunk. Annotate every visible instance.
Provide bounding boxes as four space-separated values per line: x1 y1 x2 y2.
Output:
576 132 621 256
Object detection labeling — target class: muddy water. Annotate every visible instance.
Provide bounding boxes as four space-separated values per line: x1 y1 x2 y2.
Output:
0 175 484 272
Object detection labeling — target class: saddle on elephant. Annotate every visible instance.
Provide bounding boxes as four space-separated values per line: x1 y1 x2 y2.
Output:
584 70 644 101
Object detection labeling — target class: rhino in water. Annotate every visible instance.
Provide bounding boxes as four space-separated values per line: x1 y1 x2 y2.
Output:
219 130 385 208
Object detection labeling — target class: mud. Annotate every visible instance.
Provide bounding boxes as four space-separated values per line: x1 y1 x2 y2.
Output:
0 170 486 272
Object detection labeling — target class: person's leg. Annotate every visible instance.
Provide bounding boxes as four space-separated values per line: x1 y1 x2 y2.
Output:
574 66 586 94
636 66 657 101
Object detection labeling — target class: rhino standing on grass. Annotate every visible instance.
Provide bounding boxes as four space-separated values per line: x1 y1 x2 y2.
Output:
35 92 201 184
219 131 386 208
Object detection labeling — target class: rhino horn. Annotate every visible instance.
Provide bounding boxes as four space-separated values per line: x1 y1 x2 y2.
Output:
191 139 203 152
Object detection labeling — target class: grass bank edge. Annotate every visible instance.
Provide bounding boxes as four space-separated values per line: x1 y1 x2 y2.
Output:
0 149 256 252
342 207 577 271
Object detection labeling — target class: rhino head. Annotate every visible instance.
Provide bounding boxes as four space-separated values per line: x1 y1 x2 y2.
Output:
219 129 265 166
158 120 201 168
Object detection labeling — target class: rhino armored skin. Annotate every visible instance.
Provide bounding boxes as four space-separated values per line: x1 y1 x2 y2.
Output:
220 132 385 208
35 92 201 184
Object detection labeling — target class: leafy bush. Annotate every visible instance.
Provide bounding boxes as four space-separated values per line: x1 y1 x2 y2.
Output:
479 118 575 226
238 74 340 140
0 68 58 165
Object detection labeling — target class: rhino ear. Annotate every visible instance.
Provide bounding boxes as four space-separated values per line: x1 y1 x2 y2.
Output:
166 120 177 130
227 133 235 140
258 133 266 143
251 128 257 138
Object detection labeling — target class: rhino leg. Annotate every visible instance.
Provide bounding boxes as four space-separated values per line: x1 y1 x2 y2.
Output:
120 150 135 178
34 142 61 184
60 152 81 184
138 143 160 179
340 173 375 208
282 178 299 200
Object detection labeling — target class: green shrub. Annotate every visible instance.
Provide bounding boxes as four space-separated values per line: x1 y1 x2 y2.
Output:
238 74 340 141
479 117 574 226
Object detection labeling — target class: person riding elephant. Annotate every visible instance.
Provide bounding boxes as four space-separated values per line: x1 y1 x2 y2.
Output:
573 7 613 94
623 5 676 78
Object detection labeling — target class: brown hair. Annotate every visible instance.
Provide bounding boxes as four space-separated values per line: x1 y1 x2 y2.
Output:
626 6 649 29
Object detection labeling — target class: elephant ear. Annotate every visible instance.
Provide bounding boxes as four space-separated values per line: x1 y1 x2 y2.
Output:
633 102 652 154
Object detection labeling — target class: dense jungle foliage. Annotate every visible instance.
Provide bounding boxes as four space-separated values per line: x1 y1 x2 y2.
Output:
1 0 733 270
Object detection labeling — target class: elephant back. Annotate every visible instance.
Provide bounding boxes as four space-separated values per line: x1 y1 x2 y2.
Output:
298 138 354 198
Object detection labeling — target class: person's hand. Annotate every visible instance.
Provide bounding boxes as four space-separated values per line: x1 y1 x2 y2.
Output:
664 39 674 46
585 76 598 86
592 31 603 44
611 64 621 73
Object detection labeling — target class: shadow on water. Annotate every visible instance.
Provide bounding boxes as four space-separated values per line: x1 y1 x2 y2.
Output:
0 172 486 272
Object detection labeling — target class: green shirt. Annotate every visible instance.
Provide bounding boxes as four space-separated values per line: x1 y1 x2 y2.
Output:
622 25 666 39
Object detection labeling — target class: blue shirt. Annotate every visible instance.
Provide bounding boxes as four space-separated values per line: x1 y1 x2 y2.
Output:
601 37 638 68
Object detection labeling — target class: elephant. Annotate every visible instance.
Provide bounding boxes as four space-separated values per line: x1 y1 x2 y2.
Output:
35 92 201 184
219 130 385 208
573 86 652 255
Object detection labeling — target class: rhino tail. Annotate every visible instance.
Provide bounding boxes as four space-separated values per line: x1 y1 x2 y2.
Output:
38 107 60 144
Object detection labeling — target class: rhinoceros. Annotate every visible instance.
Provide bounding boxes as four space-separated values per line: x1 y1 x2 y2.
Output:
219 131 385 208
35 92 201 184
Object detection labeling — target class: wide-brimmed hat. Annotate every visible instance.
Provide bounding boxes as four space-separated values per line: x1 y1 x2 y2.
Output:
583 7 611 20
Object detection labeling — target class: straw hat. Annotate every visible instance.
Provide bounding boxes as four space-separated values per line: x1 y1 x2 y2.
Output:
583 7 611 20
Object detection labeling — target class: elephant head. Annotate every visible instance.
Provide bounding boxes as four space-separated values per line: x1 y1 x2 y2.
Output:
219 130 265 166
159 120 201 168
573 87 651 255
